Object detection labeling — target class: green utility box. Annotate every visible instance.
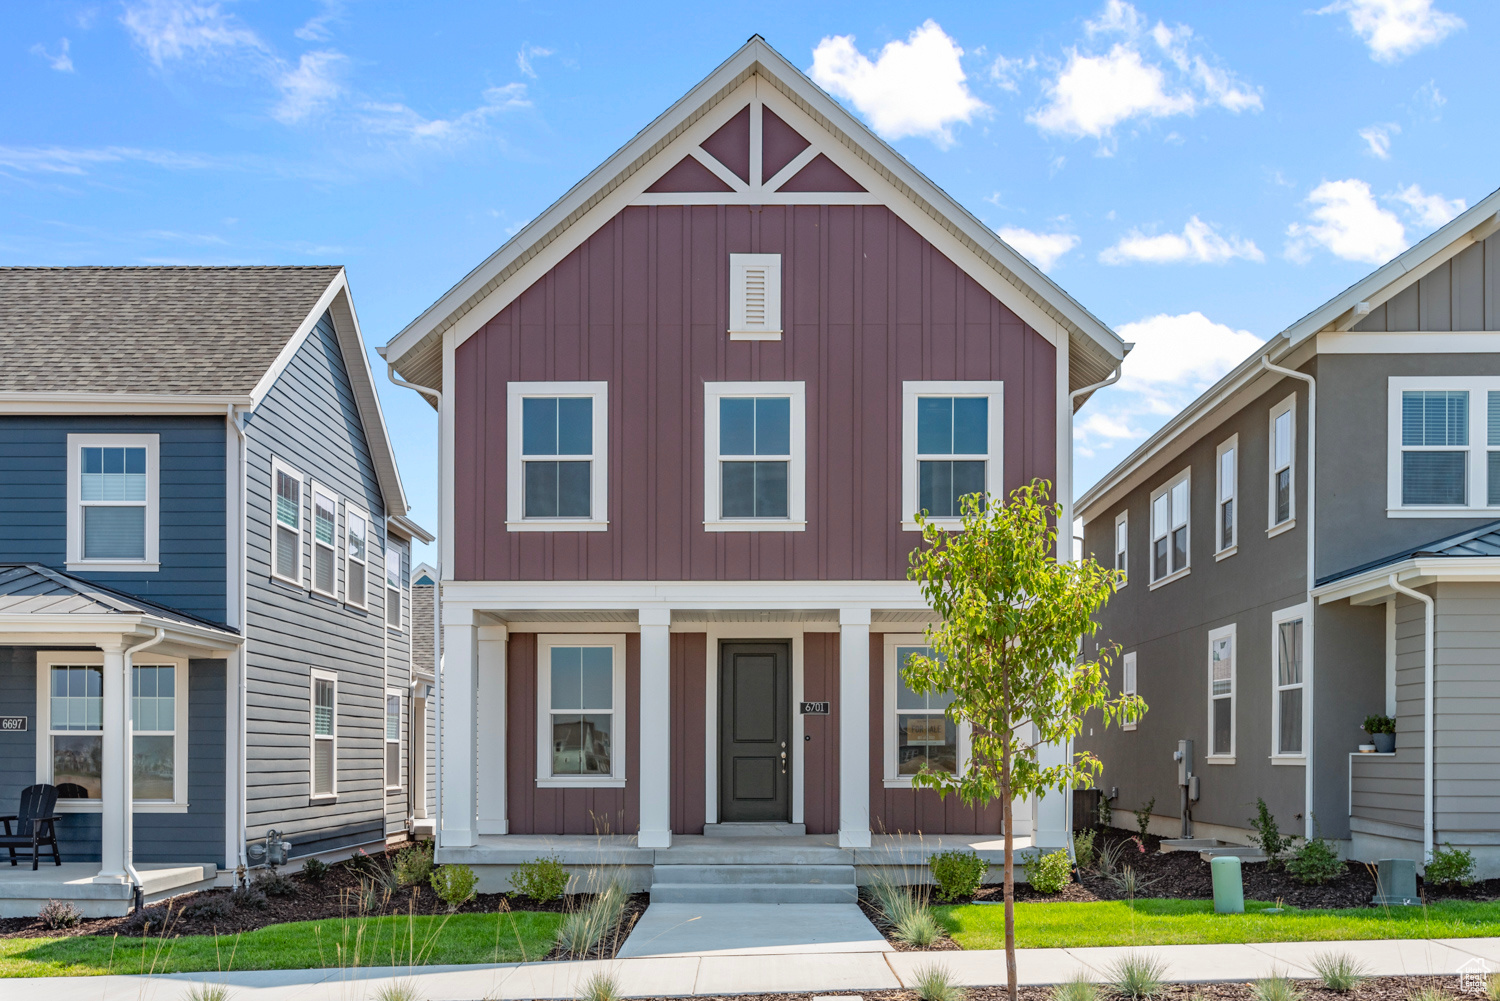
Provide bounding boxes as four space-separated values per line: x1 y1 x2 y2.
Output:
1211 855 1244 913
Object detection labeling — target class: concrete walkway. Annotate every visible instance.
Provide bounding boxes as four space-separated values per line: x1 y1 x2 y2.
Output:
617 903 890 958
5 937 1497 1000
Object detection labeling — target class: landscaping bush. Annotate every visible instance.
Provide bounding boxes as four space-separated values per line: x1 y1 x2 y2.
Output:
38 899 82 930
1249 798 1293 866
1310 951 1368 992
1108 865 1158 897
1133 798 1155 839
182 893 236 922
1095 838 1125 876
1073 829 1098 871
575 970 623 1001
1288 832 1344 886
394 840 434 888
1053 974 1101 1001
1028 849 1072 894
1425 843 1476 888
913 962 966 1001
1251 975 1304 1001
868 874 941 947
184 985 236 1001
555 879 629 957
370 979 421 1001
1108 952 1166 1000
251 870 298 897
429 864 479 911
230 888 267 910
510 855 569 902
929 849 988 902
299 857 329 883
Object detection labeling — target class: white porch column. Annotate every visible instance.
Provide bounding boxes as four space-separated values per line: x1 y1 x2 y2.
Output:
1031 726 1070 851
441 610 478 848
637 608 673 848
475 626 509 835
838 608 871 849
98 641 130 882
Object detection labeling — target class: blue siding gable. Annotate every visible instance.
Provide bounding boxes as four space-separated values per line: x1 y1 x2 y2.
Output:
0 415 227 623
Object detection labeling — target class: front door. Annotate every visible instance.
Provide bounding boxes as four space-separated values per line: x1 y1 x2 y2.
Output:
718 641 791 823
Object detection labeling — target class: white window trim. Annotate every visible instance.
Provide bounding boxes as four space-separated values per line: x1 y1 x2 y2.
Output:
506 381 610 532
344 504 370 609
1113 510 1129 586
703 381 807 532
900 381 1005 532
1385 376 1500 516
1206 623 1236 763
65 433 160 573
309 482 339 600
535 633 628 788
310 668 338 801
1121 650 1137 732
385 688 404 791
385 541 404 632
270 457 306 587
1271 603 1309 762
1216 435 1238 558
729 253 783 340
1148 466 1191 589
1268 394 1296 533
882 634 970 788
35 651 189 813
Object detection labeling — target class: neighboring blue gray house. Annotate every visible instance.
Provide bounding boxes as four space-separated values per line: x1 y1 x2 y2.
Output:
0 266 432 916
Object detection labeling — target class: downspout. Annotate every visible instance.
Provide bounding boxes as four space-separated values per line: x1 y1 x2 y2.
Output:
1387 573 1435 863
387 363 443 846
1261 354 1316 840
121 626 167 894
229 404 251 874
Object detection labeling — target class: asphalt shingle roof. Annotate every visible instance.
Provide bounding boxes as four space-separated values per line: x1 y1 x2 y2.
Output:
0 563 239 634
1316 520 1500 587
0 266 341 395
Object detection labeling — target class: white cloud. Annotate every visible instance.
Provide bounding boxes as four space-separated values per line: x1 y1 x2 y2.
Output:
810 20 987 147
294 1 342 42
1285 178 1407 264
1316 0 1464 63
988 54 1035 93
998 226 1080 272
31 38 74 72
120 0 267 66
359 84 532 147
1358 122 1399 158
1100 215 1263 265
516 43 554 79
0 145 214 175
1029 1 1260 143
1392 183 1466 230
272 50 346 123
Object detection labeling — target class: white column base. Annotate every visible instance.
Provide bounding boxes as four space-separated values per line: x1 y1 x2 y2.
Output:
637 829 673 849
838 609 872 851
838 829 872 849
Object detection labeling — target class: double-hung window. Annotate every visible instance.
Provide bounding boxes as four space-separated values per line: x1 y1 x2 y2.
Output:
1121 651 1138 731
1149 469 1190 584
311 486 338 597
901 382 1004 530
1207 624 1236 761
132 663 185 803
385 542 403 629
1272 608 1307 758
884 636 966 787
271 459 305 585
1401 389 1469 506
703 382 806 531
1114 512 1128 584
1269 396 1296 531
43 662 103 800
385 691 402 789
507 383 609 530
66 434 159 571
1216 436 1237 555
311 670 337 799
1385 378 1500 514
345 506 369 608
536 635 627 787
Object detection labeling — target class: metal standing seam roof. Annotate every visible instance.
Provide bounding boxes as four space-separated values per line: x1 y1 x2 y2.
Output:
0 266 342 395
0 563 240 635
1315 520 1500 588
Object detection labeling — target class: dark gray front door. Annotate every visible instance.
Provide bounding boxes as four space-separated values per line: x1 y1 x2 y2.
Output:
719 641 791 823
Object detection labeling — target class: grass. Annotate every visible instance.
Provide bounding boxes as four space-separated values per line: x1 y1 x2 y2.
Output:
934 899 1500 950
0 911 564 978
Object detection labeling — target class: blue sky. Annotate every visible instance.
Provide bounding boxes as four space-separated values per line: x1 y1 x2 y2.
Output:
7 0 1496 564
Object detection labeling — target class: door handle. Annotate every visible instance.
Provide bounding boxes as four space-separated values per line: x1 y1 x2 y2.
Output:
780 749 787 774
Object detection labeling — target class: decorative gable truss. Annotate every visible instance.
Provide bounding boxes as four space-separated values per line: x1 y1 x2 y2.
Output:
635 83 877 206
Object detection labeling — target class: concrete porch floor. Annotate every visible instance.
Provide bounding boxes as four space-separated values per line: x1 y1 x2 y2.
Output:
0 862 218 918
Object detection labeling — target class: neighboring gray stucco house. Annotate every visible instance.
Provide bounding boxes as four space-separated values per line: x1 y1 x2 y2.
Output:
1076 189 1500 877
0 266 432 915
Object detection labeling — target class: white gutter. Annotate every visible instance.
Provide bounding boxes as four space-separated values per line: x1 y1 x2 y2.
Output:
229 404 251 874
1260 355 1316 840
121 627 166 893
1386 573 1435 864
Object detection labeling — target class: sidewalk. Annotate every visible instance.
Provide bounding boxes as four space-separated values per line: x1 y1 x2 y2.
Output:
7 937 1498 1001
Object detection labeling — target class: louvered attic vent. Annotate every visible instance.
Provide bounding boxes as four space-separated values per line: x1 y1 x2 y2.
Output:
729 253 782 340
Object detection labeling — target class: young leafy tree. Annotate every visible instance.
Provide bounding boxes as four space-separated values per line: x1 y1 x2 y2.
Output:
905 480 1141 1001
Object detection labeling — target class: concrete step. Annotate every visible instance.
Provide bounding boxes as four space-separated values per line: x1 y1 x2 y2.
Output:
652 864 855 886
648 882 859 904
703 822 807 838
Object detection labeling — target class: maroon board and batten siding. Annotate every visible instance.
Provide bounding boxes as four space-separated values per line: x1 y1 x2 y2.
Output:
802 632 841 836
451 203 1058 582
669 633 708 835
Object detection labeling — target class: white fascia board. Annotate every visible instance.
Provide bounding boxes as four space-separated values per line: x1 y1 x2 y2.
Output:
0 393 251 414
248 272 347 408
440 579 928 614
1314 556 1500 605
387 514 435 544
0 614 240 649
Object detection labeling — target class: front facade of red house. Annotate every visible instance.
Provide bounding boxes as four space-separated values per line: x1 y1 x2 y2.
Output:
383 39 1125 855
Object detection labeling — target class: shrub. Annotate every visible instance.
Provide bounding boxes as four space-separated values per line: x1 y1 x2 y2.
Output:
1407 987 1450 1001
929 849 988 902
252 870 298 898
1310 951 1368 992
182 894 236 922
1108 952 1166 1000
1362 714 1395 735
868 874 941 947
429 864 479 911
1095 838 1125 876
895 907 942 948
1028 849 1073 895
1487 973 1500 1001
913 962 966 1001
1053 974 1101 1001
574 970 622 1001
300 858 329 883
1107 865 1158 898
555 879 629 958
1249 798 1293 866
370 979 422 1001
1287 832 1344 886
509 855 569 902
1134 798 1155 839
183 985 235 1001
1251 975 1305 1001
38 899 82 930
230 888 267 910
1425 843 1476 888
1098 794 1113 829
394 841 434 888
1073 829 1098 872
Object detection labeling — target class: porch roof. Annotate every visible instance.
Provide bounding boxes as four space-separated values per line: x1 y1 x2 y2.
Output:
1311 520 1500 605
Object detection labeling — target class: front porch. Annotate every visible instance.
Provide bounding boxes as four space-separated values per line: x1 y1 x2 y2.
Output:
0 861 218 918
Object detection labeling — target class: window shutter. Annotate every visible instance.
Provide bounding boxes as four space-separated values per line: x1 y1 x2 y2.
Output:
729 254 782 338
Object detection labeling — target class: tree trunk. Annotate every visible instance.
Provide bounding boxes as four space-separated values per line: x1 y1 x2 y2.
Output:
1003 731 1016 1001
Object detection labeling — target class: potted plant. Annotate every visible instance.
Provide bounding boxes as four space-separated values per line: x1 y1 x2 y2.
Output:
1363 714 1396 753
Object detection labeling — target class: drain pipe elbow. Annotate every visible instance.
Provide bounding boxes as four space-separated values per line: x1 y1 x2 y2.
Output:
1387 573 1435 864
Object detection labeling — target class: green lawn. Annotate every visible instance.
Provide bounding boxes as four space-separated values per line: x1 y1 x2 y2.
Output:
936 899 1500 950
0 911 564 978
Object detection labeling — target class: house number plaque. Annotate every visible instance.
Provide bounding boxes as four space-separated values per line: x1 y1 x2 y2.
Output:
799 701 829 715
0 716 27 732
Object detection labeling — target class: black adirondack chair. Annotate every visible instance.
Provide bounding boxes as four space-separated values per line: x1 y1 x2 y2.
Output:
0 784 63 869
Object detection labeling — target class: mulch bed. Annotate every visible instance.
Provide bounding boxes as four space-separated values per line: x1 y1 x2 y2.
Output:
681 977 1477 1001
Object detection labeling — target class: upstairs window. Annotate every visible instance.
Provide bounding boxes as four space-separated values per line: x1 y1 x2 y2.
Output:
311 486 338 598
271 459 304 585
1385 378 1500 515
1270 396 1296 529
1401 389 1468 505
901 382 1004 530
1217 436 1238 554
507 383 609 531
385 542 403 630
728 254 782 340
345 507 369 609
67 434 159 571
1114 511 1128 583
1149 470 1190 584
704 382 806 531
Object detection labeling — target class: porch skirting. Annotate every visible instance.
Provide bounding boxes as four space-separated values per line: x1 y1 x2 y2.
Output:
0 862 217 918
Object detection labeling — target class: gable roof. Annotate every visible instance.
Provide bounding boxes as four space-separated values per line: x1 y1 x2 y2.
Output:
380 35 1126 402
0 563 239 636
1077 186 1500 524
